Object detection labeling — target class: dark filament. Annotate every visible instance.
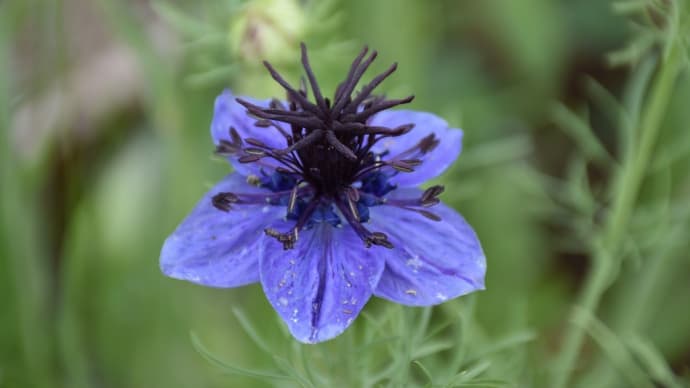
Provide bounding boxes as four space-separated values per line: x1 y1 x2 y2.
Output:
216 43 444 249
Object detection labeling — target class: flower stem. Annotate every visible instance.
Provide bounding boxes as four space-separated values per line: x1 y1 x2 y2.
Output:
551 39 683 388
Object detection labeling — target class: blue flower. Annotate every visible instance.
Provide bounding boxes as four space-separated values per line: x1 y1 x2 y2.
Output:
160 44 486 343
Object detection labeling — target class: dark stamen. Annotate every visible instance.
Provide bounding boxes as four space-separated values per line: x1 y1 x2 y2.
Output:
325 130 357 160
262 61 321 116
347 62 398 110
336 50 379 115
277 129 324 155
335 199 393 249
287 185 299 214
212 192 239 212
238 154 263 163
345 95 415 122
421 185 444 207
300 43 328 114
332 46 369 110
214 43 446 249
265 198 320 249
418 134 440 153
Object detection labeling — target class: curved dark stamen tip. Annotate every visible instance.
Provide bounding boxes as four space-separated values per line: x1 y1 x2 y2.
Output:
245 138 267 147
421 185 444 206
395 124 415 135
332 49 379 114
215 140 240 156
243 147 267 156
347 62 399 110
300 42 328 113
346 95 415 122
366 232 394 249
212 192 239 212
262 60 321 115
245 109 324 128
275 166 296 174
266 197 320 250
254 119 272 128
418 209 442 221
265 228 297 250
400 158 422 166
238 154 263 163
389 160 415 173
229 127 242 144
332 45 370 110
269 99 285 110
418 134 440 154
235 97 256 109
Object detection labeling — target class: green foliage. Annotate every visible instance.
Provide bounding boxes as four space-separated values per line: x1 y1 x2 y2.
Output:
191 299 533 387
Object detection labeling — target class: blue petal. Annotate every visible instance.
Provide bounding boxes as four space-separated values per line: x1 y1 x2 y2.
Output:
369 190 486 305
368 110 463 187
211 90 289 176
160 174 284 287
259 222 384 343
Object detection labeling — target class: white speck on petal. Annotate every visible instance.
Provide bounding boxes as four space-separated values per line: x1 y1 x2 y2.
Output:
405 289 417 296
436 292 448 301
279 297 288 306
477 255 487 269
262 205 271 213
406 255 423 272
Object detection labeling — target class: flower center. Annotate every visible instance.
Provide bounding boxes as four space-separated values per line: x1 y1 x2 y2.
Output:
213 43 443 249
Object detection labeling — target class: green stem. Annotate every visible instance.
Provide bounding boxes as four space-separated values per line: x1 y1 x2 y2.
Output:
551 40 683 388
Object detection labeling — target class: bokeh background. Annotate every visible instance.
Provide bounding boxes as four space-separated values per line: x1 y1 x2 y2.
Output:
1 0 689 387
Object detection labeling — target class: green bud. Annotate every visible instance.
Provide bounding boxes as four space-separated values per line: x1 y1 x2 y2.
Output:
229 0 305 65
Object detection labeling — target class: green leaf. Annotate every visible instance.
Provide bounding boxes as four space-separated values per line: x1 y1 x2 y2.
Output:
449 361 492 384
232 308 272 354
625 335 682 388
190 332 292 381
551 103 613 164
411 360 434 387
572 309 655 388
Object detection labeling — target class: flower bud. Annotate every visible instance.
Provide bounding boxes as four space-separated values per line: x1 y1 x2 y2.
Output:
229 0 305 65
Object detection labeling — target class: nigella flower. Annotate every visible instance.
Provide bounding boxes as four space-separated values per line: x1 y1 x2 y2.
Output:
161 44 486 343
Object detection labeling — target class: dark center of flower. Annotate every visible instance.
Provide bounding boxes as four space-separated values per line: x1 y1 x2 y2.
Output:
213 43 444 250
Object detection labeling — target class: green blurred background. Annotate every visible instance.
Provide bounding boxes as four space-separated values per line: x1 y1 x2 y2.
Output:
1 0 689 387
